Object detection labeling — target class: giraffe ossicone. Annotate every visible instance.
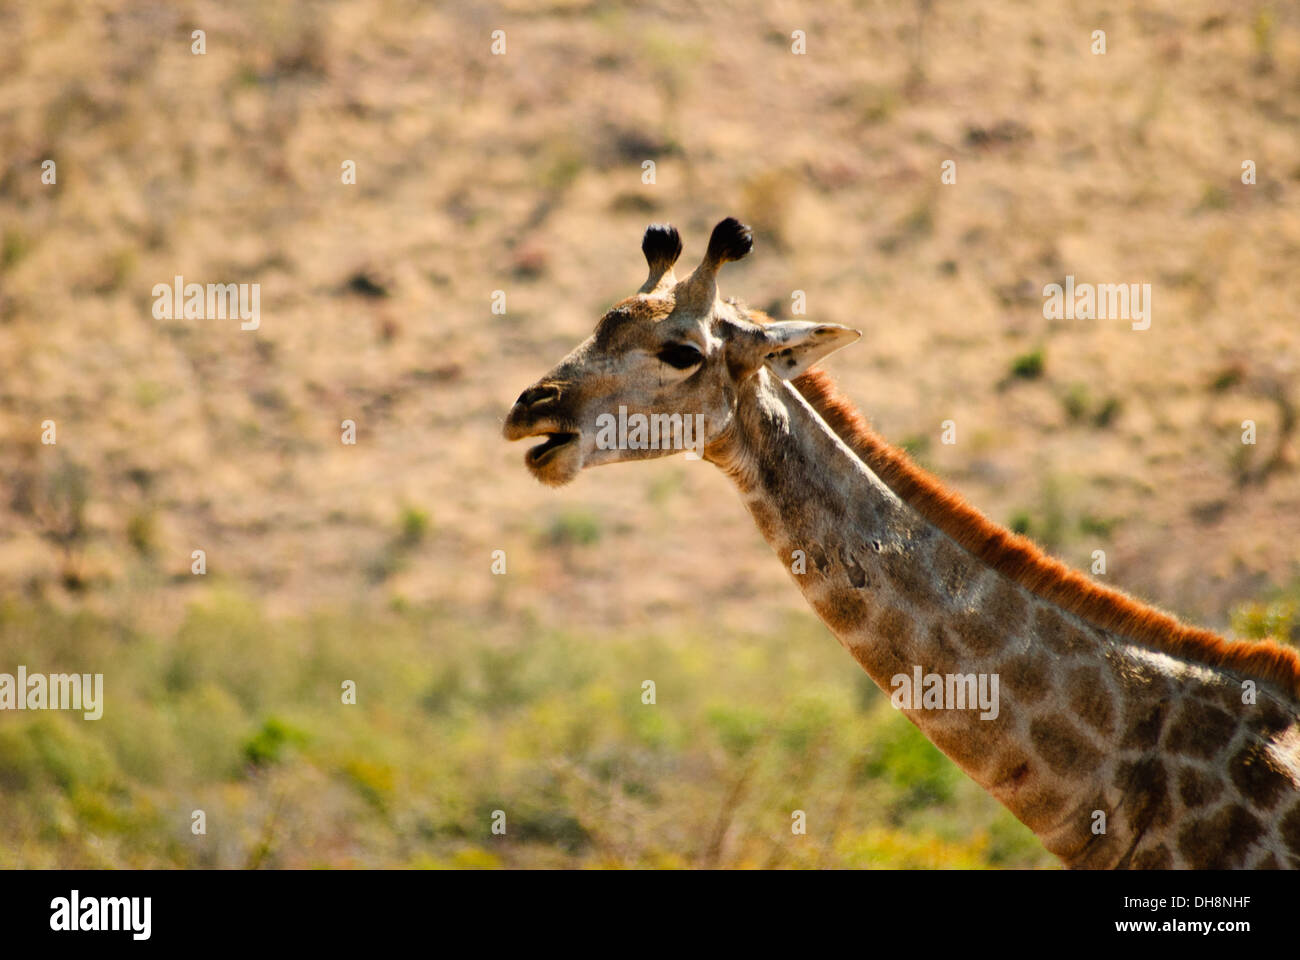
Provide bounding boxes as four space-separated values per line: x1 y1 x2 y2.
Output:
504 218 1300 869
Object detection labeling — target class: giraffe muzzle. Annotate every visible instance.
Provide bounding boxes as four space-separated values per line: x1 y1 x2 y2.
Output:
503 396 584 483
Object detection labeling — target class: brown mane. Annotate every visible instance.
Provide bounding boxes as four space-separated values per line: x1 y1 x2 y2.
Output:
791 367 1300 702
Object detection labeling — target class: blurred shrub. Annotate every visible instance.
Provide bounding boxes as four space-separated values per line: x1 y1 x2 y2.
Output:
242 716 309 768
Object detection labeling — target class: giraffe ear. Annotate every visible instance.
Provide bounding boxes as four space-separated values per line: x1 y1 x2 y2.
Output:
751 321 861 380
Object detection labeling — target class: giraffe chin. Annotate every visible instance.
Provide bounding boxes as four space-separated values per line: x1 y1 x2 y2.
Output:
525 433 582 486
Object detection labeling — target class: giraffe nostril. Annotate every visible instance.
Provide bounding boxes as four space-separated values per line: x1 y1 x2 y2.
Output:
517 384 559 408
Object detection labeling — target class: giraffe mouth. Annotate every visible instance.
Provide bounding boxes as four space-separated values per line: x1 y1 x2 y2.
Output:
526 432 578 465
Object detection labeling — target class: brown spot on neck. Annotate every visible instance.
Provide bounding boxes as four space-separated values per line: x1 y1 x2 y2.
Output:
1177 805 1265 868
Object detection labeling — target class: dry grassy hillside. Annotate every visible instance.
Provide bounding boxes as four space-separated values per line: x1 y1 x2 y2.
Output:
0 0 1296 868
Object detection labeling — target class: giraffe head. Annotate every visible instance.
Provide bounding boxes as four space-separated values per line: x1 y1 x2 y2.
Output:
503 217 861 485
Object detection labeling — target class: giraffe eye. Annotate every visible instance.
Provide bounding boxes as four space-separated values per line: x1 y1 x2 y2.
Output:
656 343 704 370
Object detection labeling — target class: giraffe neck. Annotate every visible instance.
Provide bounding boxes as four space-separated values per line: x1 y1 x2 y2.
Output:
705 370 1300 869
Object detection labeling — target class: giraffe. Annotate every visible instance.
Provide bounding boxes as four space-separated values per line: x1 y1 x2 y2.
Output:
503 217 1300 868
